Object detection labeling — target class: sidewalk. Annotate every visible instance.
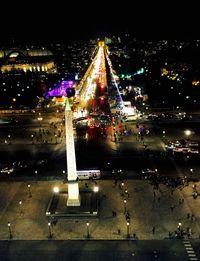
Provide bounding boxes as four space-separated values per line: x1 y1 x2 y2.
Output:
0 179 200 240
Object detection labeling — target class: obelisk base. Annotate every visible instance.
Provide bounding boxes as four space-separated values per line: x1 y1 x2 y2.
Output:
67 181 81 206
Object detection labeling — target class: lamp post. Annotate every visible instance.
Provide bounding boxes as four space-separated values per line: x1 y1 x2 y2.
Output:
31 134 34 144
127 222 130 238
184 129 191 140
162 130 166 138
86 221 90 238
8 134 11 144
124 199 127 213
35 170 38 183
93 186 99 193
178 222 182 230
28 184 32 198
190 168 193 176
62 170 66 182
7 222 12 239
19 200 22 215
53 186 59 194
48 222 52 238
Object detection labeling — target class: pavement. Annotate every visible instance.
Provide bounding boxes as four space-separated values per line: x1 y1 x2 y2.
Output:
0 178 200 241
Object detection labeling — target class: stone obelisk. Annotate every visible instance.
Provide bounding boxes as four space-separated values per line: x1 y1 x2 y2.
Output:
65 97 80 206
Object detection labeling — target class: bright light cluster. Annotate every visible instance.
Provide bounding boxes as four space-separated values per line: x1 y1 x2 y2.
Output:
76 44 106 108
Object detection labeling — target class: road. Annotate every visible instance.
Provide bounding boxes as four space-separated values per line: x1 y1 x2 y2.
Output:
0 112 200 182
0 240 198 261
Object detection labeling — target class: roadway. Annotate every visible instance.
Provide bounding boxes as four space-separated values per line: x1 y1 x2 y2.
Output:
0 240 198 261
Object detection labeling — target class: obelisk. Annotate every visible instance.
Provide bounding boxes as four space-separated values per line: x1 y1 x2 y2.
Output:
65 97 80 206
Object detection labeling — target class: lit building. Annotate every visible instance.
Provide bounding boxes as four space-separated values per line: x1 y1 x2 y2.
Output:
0 48 57 73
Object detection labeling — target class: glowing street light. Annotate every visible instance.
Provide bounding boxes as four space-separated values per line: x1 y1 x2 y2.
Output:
93 186 99 193
53 187 59 193
86 221 90 238
127 222 130 238
27 184 32 198
162 130 166 138
48 222 52 238
124 199 127 213
35 170 38 183
7 222 12 239
184 129 191 137
177 221 182 230
19 200 22 215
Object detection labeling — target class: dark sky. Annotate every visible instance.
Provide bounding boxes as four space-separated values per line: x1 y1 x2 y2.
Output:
1 1 199 44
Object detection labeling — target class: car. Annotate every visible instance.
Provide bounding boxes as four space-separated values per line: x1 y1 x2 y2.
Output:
141 168 158 175
165 143 174 150
37 159 48 165
112 169 123 174
188 141 199 147
173 147 189 153
140 169 158 180
189 148 199 154
1 167 14 174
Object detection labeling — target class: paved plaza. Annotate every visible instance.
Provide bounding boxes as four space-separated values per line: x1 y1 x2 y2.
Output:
0 178 200 241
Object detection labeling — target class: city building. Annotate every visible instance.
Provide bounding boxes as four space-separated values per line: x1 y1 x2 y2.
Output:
0 47 57 73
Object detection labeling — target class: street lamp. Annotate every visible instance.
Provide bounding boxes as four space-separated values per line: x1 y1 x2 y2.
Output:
86 221 90 238
124 199 127 213
28 184 32 198
184 129 191 138
19 200 22 215
7 222 12 239
8 134 11 144
127 222 130 238
31 134 34 143
53 186 59 193
93 186 99 193
62 170 66 182
35 170 38 182
48 222 52 238
162 130 166 138
178 222 182 230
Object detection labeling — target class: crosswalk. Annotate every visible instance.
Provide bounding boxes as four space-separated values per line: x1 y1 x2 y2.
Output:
183 240 198 260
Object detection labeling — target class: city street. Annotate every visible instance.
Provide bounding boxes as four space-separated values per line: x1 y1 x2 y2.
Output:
0 240 198 261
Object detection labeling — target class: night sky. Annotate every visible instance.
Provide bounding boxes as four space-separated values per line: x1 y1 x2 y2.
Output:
1 1 199 44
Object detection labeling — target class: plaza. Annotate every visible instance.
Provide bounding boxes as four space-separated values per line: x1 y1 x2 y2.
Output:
0 177 200 241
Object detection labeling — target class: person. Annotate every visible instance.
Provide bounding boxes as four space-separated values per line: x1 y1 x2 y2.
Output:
118 229 121 235
152 226 155 234
112 211 116 217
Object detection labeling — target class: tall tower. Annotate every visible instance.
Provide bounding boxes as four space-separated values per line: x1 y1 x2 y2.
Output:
65 97 80 206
